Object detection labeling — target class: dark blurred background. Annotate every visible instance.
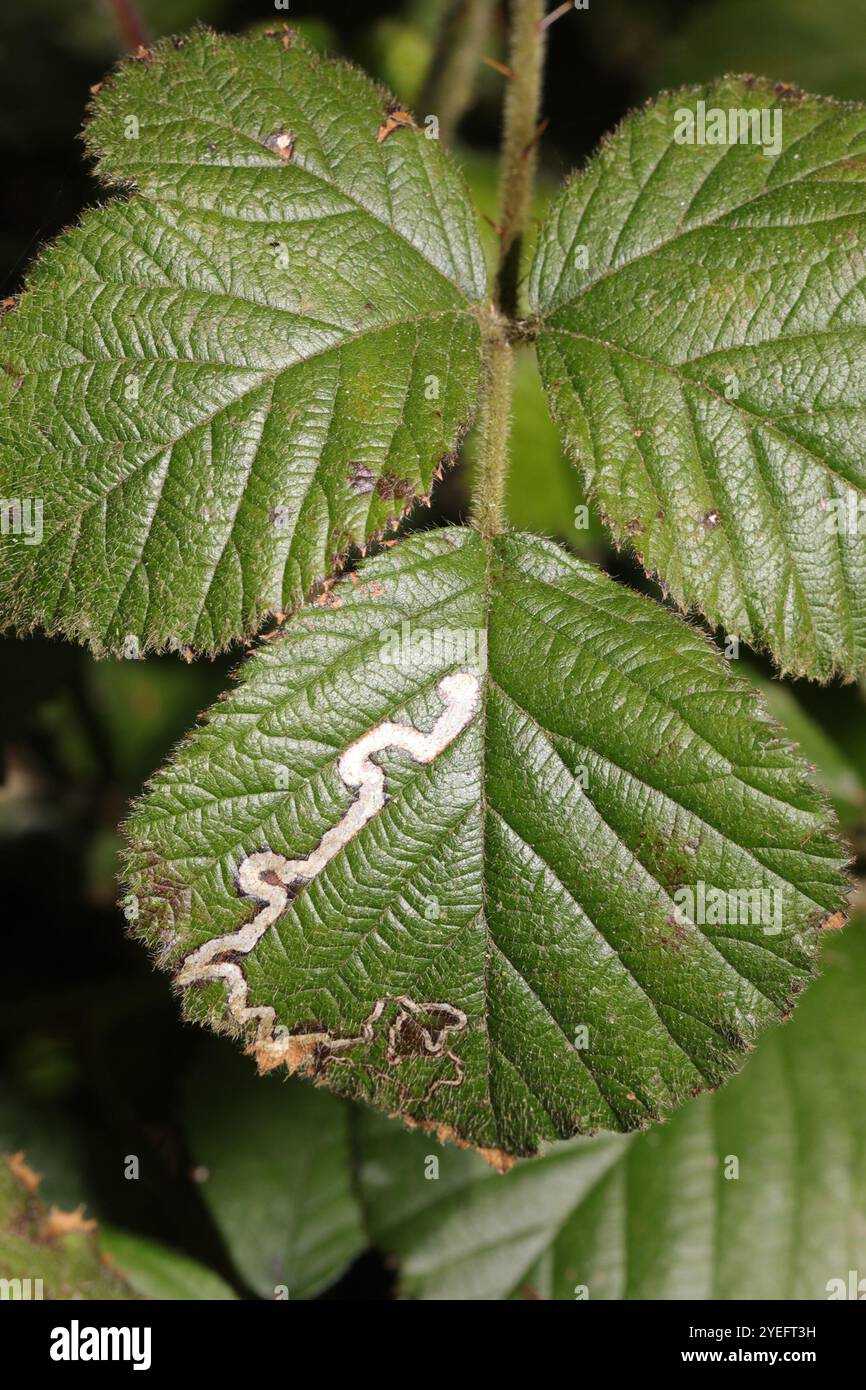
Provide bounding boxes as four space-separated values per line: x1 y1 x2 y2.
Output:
2 0 866 1298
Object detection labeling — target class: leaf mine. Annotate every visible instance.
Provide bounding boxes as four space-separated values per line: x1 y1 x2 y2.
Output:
124 528 847 1157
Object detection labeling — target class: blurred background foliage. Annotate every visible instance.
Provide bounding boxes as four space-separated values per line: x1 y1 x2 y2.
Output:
2 0 866 1300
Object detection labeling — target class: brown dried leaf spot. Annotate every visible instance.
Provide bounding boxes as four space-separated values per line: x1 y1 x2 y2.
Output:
6 1151 41 1194
377 106 417 144
399 1117 516 1173
820 909 848 931
249 1030 330 1074
262 128 296 161
42 1205 98 1240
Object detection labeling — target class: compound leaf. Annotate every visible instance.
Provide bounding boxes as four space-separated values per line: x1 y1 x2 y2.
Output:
123 528 845 1158
531 77 866 679
0 28 486 655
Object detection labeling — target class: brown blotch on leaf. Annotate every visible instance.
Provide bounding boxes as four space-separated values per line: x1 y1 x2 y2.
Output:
314 588 343 609
388 1005 460 1060
264 23 295 50
375 471 413 501
820 909 848 931
348 463 377 495
6 1151 41 1194
43 1205 97 1239
475 1146 516 1175
387 1016 429 1059
701 509 722 529
377 104 417 144
249 1027 329 1075
262 128 296 161
348 576 386 599
655 914 691 953
399 1117 517 1173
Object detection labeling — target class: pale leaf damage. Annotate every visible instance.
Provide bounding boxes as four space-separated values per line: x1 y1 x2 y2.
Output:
175 673 481 1091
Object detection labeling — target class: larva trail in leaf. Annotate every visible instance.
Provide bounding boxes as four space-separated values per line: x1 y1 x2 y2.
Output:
175 672 481 1070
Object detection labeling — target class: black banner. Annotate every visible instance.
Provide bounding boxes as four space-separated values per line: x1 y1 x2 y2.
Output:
1 1298 860 1374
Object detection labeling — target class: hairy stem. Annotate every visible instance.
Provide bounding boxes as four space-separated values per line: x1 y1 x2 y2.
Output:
471 0 546 539
495 0 547 318
419 0 498 146
106 0 151 51
470 308 513 539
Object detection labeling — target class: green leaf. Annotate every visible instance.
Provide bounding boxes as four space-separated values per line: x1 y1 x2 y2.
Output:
0 28 486 655
358 922 866 1300
356 1109 626 1300
531 77 866 680
0 1154 137 1300
123 528 845 1158
101 1226 238 1300
181 1044 366 1299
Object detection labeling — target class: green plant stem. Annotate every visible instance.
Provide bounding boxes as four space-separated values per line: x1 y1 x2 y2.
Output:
419 0 497 146
106 0 151 51
470 307 513 539
472 0 546 540
495 0 547 318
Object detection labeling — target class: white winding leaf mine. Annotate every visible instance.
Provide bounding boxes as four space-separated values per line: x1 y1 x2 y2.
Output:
175 672 481 1076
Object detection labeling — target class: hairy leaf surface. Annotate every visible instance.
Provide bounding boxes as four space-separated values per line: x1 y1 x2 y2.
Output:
358 924 866 1299
124 529 845 1156
0 29 485 654
531 78 866 679
0 1155 136 1301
